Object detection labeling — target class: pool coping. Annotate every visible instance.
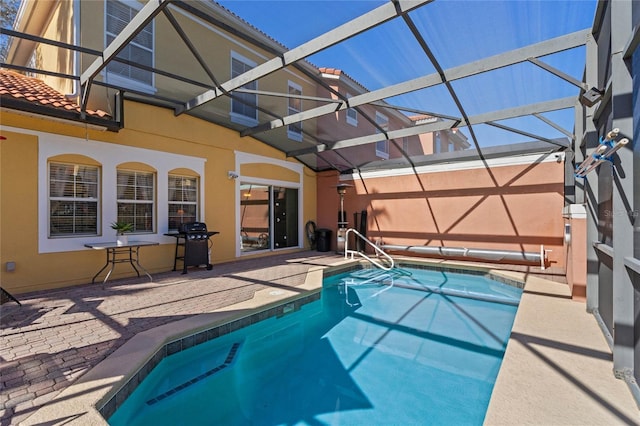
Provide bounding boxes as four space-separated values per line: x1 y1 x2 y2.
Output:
98 261 363 421
21 257 634 425
19 259 359 425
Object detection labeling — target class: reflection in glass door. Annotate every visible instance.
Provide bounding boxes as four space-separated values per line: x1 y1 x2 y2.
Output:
240 184 270 252
273 186 298 249
239 184 299 253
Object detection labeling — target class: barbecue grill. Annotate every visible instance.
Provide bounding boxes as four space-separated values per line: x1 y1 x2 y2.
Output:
165 222 218 274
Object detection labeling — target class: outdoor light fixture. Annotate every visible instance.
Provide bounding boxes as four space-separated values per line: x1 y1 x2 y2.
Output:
227 171 239 180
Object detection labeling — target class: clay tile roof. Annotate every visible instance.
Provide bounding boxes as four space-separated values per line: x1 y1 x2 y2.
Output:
409 114 436 123
317 66 370 93
318 67 342 76
0 68 110 118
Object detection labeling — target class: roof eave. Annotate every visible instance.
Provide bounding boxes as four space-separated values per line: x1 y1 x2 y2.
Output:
1 99 121 132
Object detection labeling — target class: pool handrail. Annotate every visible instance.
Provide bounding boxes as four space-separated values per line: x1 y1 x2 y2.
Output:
344 228 394 271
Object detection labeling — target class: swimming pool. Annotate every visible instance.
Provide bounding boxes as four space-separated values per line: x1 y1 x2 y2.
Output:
108 265 522 425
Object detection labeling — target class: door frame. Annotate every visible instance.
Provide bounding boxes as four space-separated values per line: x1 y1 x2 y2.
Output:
234 152 303 257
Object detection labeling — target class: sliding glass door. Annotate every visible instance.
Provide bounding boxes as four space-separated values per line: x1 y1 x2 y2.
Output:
240 184 298 253
273 186 298 249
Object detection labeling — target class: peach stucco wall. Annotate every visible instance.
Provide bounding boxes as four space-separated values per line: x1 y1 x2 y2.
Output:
316 158 566 269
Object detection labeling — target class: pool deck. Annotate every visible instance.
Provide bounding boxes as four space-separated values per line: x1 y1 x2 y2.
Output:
1 250 638 425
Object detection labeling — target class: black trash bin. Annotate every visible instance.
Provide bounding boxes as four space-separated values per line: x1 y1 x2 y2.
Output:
316 228 332 252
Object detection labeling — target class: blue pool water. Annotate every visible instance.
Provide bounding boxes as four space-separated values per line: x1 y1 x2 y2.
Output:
109 267 522 425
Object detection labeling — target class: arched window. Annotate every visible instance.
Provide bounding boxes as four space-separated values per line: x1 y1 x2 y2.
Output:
168 174 199 231
116 168 155 233
48 162 100 237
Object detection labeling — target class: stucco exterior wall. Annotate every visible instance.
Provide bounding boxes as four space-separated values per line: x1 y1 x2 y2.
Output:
316 154 565 269
40 1 75 94
0 100 316 294
315 79 424 164
74 1 318 136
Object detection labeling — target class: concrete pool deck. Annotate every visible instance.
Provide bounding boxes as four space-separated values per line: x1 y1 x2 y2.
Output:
1 250 638 425
484 269 639 425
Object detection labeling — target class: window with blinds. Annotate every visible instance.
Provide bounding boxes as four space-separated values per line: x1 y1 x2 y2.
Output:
168 175 198 231
434 132 442 153
117 170 155 233
287 81 302 141
106 0 153 87
346 92 358 126
375 112 389 159
230 53 258 124
49 163 99 237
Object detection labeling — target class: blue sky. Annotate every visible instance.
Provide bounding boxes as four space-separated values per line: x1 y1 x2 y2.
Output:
218 0 598 147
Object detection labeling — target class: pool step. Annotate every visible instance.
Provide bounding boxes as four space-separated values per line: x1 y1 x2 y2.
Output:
146 342 242 405
351 267 412 281
352 268 390 279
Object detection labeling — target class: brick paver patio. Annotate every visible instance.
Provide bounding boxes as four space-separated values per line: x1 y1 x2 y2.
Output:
0 251 342 425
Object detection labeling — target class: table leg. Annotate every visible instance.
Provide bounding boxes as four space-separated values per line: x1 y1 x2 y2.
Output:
91 249 113 284
90 245 155 287
128 247 141 278
1 287 21 305
133 246 154 282
100 248 120 288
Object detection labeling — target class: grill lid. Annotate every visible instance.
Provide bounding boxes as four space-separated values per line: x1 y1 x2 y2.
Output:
180 222 208 233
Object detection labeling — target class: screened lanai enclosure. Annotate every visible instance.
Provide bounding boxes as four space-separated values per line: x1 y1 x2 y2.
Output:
1 0 639 408
3 0 595 171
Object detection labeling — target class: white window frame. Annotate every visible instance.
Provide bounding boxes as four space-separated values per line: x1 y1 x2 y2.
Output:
375 111 389 159
234 152 304 258
26 53 37 78
104 0 156 94
168 174 199 231
434 132 442 153
48 162 100 238
346 92 358 126
287 80 303 141
116 169 156 233
27 128 206 253
230 51 258 126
